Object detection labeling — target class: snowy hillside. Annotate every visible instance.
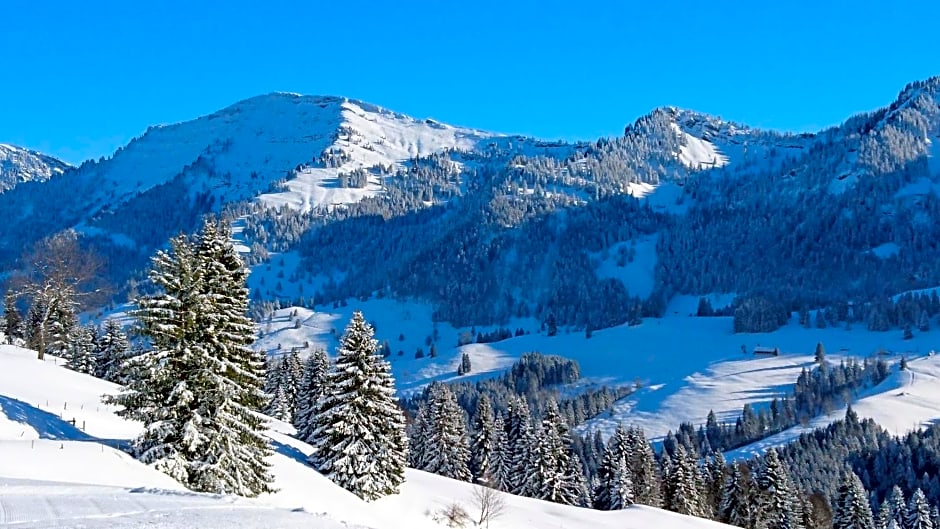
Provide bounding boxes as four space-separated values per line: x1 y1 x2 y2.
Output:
251 295 940 445
0 143 70 192
0 344 735 529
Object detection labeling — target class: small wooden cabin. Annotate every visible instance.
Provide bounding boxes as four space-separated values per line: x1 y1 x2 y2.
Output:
753 346 780 357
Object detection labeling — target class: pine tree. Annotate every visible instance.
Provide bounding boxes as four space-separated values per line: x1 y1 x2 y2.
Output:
470 394 496 481
719 463 753 528
595 424 631 510
107 220 273 497
280 350 304 420
704 451 727 519
95 318 131 382
66 324 97 375
411 382 471 481
308 311 408 500
758 448 803 529
3 291 23 343
506 396 533 495
457 351 472 375
294 348 329 442
665 445 705 516
885 485 907 529
833 472 874 529
529 400 584 505
487 414 513 492
626 426 659 506
906 489 933 529
815 342 826 364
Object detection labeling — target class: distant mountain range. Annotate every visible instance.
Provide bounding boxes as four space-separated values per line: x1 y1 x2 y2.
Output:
2 76 939 331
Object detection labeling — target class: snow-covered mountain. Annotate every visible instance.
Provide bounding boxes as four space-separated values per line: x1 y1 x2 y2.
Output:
0 143 70 192
2 77 940 333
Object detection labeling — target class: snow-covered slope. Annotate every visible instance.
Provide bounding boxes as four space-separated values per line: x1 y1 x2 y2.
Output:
53 93 497 218
727 353 940 461
0 344 733 529
0 143 70 192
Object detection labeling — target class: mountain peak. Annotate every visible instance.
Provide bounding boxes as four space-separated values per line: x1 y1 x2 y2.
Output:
0 143 71 192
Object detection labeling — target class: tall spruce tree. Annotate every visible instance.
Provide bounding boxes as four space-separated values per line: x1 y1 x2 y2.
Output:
3 291 22 343
884 486 907 529
833 472 874 529
758 448 803 529
488 414 513 491
95 318 131 382
470 394 496 481
411 382 471 481
294 348 329 442
108 220 273 497
307 311 408 500
626 426 659 506
907 489 934 529
719 462 753 528
506 396 534 495
66 324 97 375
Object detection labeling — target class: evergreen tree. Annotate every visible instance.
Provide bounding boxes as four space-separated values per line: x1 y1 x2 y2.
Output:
529 400 585 505
626 426 659 506
280 350 304 420
3 291 22 343
719 463 753 528
815 342 826 364
457 351 472 375
833 472 874 529
308 311 408 500
294 348 329 442
885 485 907 529
758 448 803 529
66 324 97 375
506 396 533 495
411 382 471 481
95 318 131 382
107 221 273 497
595 424 630 510
487 414 513 491
665 445 705 516
470 394 496 481
907 489 933 529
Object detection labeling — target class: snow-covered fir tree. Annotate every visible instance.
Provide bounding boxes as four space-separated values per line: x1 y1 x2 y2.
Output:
307 310 408 500
279 350 304 420
470 394 496 481
487 414 513 491
594 423 632 510
95 318 131 382
410 382 471 481
704 451 727 519
66 324 97 375
758 448 803 529
880 486 907 529
108 219 273 497
506 396 534 495
719 462 753 528
833 472 874 529
526 399 587 506
907 489 934 529
664 445 706 516
294 348 329 442
3 291 23 343
625 425 659 506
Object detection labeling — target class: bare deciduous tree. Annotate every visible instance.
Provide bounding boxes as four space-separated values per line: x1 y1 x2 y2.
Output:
14 231 107 359
472 485 506 528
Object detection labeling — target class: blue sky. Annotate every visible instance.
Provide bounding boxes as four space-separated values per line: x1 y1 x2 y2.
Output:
2 0 939 164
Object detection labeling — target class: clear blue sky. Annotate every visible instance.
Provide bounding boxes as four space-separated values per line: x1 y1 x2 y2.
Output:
2 0 939 164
